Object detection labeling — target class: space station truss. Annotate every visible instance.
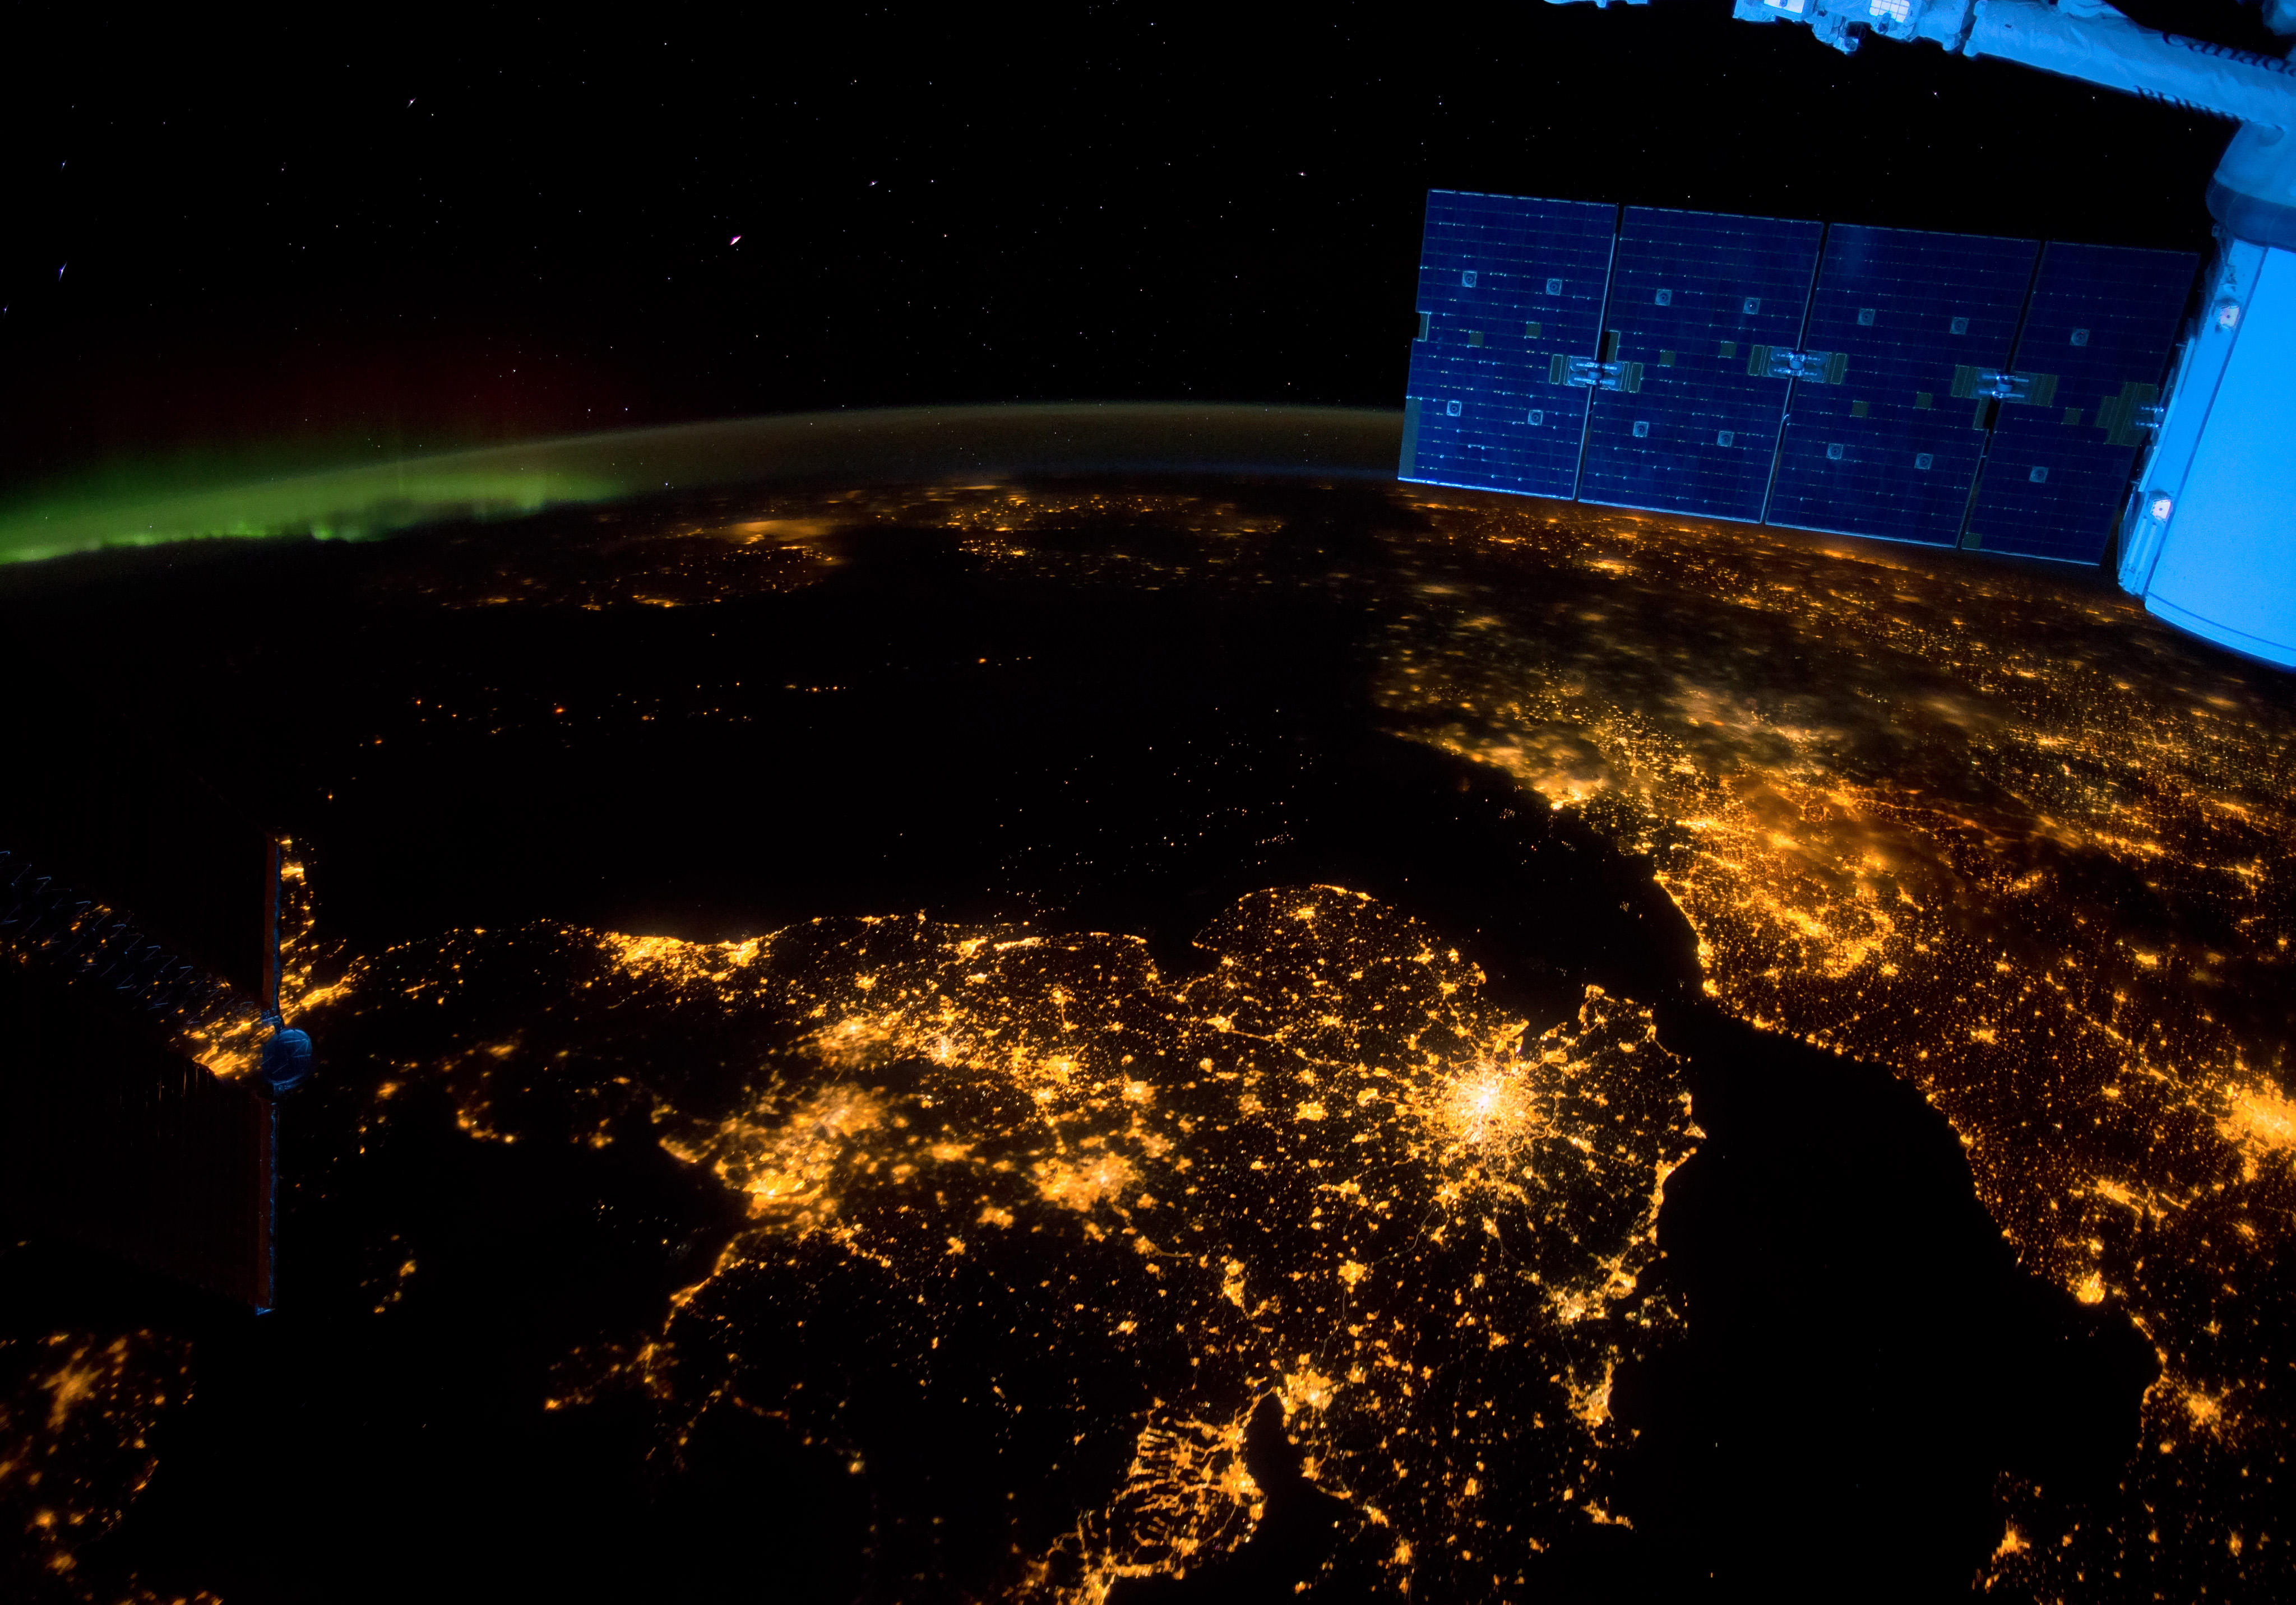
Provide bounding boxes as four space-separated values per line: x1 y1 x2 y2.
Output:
1400 191 2197 565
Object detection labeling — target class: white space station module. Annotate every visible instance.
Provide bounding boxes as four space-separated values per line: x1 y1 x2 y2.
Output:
1401 0 2296 668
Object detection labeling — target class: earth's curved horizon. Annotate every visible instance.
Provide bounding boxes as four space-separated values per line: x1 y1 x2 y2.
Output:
3 405 2291 1602
0 403 1404 568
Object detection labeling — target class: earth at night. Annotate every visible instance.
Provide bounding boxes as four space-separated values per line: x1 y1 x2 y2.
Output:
2 405 2292 1603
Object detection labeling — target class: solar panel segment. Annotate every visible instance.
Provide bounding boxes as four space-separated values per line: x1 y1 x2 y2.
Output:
1765 224 2041 546
1578 207 1823 522
1394 190 2198 569
1962 241 2198 563
1400 191 1618 498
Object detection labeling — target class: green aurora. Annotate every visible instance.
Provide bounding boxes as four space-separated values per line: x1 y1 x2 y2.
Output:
0 405 1403 567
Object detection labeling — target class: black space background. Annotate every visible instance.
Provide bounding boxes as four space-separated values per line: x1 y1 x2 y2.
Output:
1 1 2281 497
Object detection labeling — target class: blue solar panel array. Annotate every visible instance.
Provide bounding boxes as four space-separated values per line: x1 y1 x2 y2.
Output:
1400 191 2197 567
1766 225 2039 546
1579 207 1823 523
1963 241 2199 563
1400 191 1618 498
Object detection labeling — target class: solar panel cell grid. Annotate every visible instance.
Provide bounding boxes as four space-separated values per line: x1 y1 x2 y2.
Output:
1963 241 2197 564
1578 207 1823 522
1766 224 2041 546
1394 189 2198 567
1400 191 1619 499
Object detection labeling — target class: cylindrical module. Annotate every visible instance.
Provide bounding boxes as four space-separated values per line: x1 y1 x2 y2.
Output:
2212 122 2296 250
1964 0 2296 127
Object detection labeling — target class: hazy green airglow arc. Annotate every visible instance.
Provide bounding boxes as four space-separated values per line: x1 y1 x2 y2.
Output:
0 403 1405 567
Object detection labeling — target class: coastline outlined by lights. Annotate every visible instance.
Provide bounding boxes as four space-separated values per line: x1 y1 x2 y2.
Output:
4 461 2292 1598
